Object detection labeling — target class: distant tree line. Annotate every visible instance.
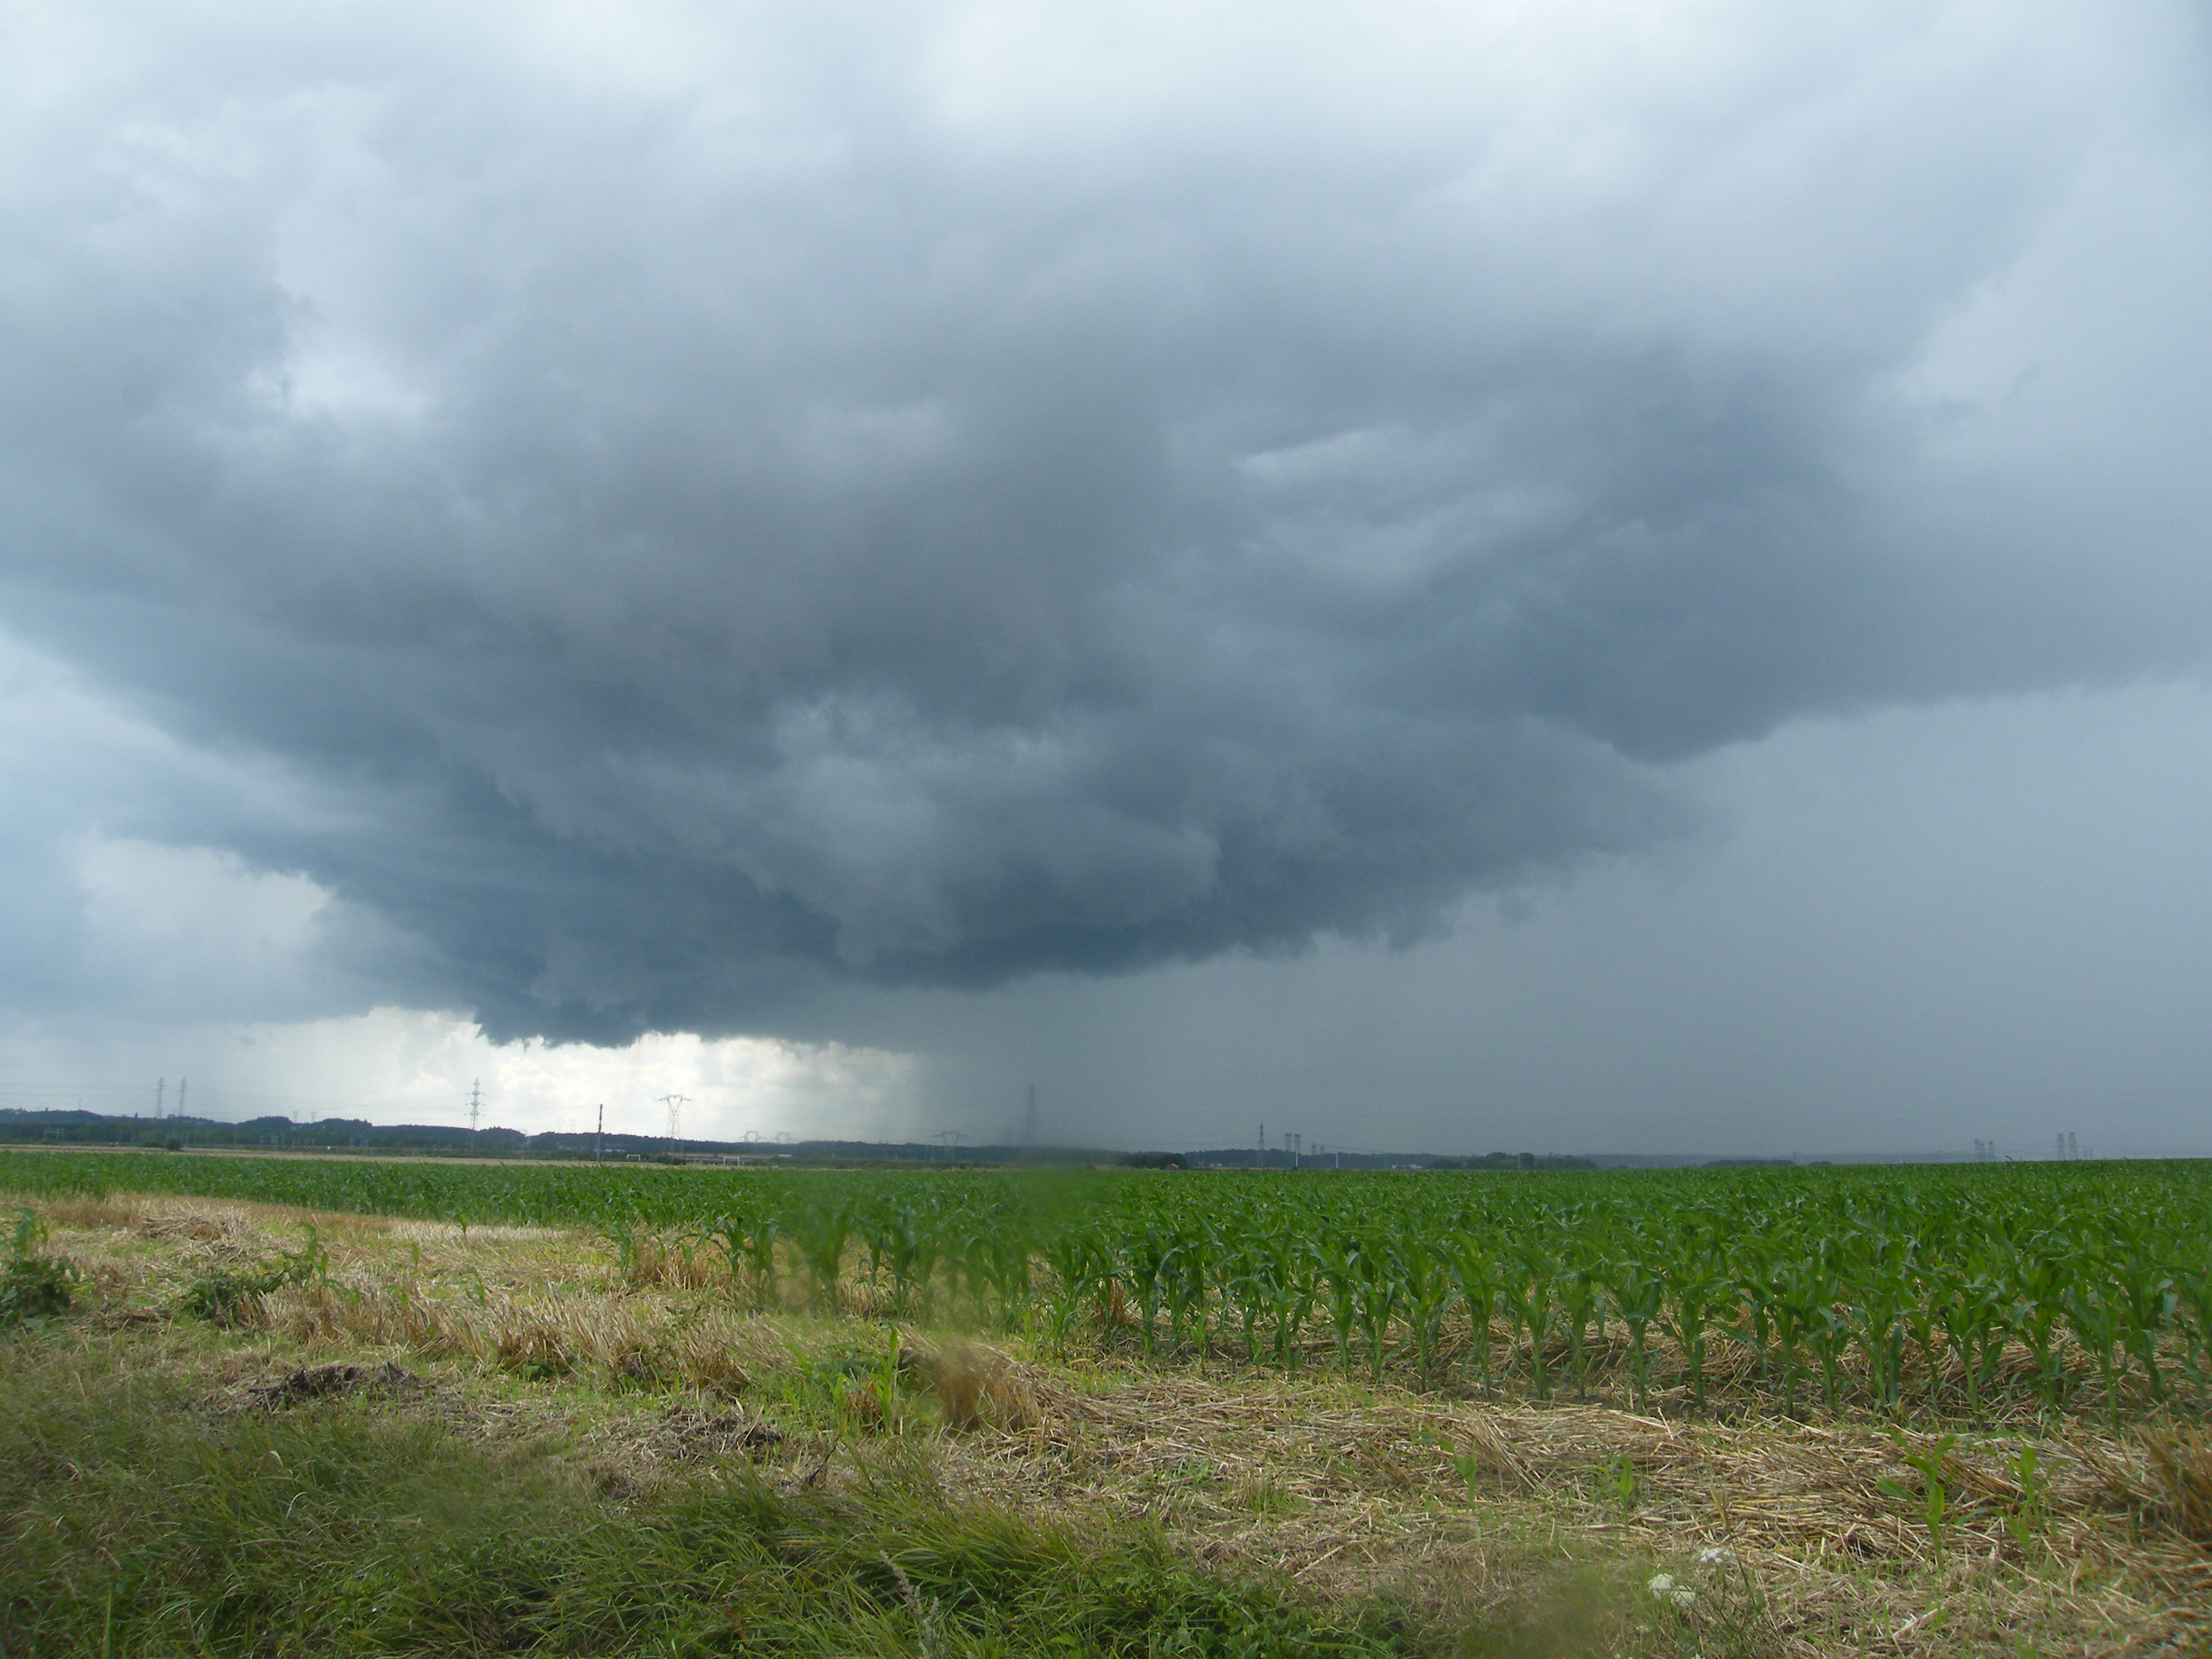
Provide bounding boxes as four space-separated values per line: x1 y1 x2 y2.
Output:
3 1109 1611 1170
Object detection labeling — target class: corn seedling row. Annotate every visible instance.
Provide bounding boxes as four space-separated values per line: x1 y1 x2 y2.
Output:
7 1151 2209 1422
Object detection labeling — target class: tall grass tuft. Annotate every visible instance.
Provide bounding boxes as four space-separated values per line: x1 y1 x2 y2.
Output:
0 1207 75 1326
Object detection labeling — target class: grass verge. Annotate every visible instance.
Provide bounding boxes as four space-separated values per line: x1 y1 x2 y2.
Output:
1 1332 1435 1658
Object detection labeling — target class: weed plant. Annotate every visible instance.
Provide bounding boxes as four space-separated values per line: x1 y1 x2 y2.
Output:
180 1224 330 1324
0 1207 73 1327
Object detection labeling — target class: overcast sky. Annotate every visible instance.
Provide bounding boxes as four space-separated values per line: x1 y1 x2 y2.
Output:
3 1 2208 1155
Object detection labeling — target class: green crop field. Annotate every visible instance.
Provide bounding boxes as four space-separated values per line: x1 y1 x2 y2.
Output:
7 1149 2207 1425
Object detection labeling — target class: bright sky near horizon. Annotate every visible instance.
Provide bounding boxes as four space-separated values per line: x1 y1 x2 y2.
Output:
3 3 2209 1157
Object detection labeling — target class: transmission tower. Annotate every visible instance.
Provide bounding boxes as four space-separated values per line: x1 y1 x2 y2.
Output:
469 1079 481 1136
660 1094 691 1159
155 1078 165 1120
177 1077 188 1116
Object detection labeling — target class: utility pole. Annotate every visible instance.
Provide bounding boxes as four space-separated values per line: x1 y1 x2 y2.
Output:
659 1094 690 1160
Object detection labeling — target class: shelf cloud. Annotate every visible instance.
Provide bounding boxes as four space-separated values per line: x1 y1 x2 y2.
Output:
3 1 2208 1046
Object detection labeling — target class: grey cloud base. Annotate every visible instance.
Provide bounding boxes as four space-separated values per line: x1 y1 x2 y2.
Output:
2 2 2208 1044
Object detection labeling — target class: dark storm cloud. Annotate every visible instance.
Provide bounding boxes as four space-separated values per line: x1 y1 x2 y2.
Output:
3 2 2209 1040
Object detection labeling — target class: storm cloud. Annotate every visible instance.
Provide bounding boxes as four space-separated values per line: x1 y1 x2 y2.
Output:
3 1 2209 1045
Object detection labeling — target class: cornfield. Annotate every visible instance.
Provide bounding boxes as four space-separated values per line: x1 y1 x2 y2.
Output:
8 1149 2209 1422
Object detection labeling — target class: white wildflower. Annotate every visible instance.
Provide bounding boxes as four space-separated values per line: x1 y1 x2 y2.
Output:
1646 1573 1675 1597
1696 1546 1734 1569
1671 1589 1698 1607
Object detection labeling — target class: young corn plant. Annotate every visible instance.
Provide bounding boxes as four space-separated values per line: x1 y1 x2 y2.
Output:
1723 1246 1780 1395
2009 1239 2076 1410
1317 1232 1364 1376
1932 1261 2012 1421
1879 1429 1961 1561
1659 1244 1728 1412
705 1208 782 1312
1158 1225 1212 1353
1900 1267 1948 1411
2110 1235 2177 1408
1348 1232 1407 1382
1400 1237 1458 1388
1601 1252 1666 1409
876 1203 941 1320
1122 1228 1172 1357
1604 1452 1639 1519
2062 1271 2132 1431
1785 1254 1851 1417
1553 1245 1604 1399
1257 1231 1319 1369
1040 1227 1108 1354
1839 1233 1917 1412
2173 1242 2212 1393
1502 1242 1561 1400
1416 1432 1483 1503
1758 1260 1814 1420
1445 1234 1500 1395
